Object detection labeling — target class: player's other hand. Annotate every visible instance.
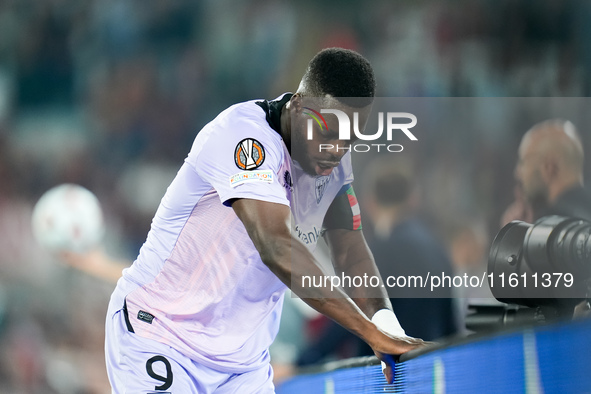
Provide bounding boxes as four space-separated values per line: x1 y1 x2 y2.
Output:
371 334 433 384
58 248 128 283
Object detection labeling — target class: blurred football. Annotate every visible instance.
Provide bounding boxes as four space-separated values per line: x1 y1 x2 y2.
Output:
31 184 105 253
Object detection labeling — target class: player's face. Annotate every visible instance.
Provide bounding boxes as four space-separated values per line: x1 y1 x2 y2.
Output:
291 100 371 176
515 140 548 206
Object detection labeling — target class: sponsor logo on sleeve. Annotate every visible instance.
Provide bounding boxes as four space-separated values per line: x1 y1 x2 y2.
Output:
229 170 274 187
235 138 265 170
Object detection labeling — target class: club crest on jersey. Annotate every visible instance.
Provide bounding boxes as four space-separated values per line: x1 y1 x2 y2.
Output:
235 138 265 170
283 170 293 192
315 176 330 204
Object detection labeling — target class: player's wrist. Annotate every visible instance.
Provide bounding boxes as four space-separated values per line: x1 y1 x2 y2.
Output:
371 309 407 338
370 309 408 374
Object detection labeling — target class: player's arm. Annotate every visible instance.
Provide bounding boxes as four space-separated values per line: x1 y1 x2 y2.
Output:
324 228 391 317
323 184 407 337
232 197 426 380
322 184 390 315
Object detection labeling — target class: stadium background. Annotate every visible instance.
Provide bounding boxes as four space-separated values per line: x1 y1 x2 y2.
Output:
0 0 590 392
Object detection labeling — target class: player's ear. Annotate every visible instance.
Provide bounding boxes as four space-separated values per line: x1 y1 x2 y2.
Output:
290 93 303 115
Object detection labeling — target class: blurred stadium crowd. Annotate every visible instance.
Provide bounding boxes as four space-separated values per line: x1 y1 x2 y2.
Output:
0 0 590 392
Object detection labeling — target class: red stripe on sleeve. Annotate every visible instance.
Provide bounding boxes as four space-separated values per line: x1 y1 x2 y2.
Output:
347 193 358 207
353 215 361 230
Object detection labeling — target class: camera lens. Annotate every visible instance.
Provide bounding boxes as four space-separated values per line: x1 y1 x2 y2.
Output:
525 216 591 279
489 215 591 305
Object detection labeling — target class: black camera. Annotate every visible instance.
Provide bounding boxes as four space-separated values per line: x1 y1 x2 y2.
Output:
467 215 591 331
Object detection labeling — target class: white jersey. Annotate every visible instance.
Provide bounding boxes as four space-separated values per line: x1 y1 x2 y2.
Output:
108 93 354 373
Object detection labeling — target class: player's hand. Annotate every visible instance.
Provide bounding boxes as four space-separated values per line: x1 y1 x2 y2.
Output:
371 333 433 384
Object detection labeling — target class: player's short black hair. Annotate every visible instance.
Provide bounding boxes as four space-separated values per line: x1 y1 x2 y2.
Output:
301 48 376 107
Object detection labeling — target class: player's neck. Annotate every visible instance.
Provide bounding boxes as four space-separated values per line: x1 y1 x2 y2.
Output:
280 101 292 153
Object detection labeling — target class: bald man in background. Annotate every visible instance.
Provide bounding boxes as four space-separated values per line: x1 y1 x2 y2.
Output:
502 119 590 225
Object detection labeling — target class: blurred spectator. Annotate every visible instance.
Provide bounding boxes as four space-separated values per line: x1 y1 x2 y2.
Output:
363 161 458 340
513 119 590 222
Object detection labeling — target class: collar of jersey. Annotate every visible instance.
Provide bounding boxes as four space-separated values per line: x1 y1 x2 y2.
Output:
255 92 293 137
